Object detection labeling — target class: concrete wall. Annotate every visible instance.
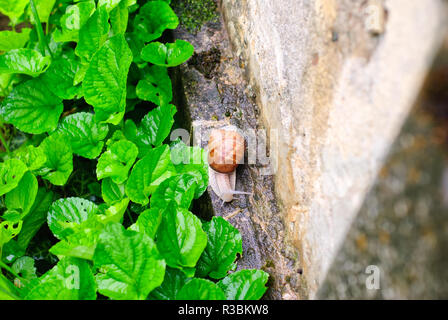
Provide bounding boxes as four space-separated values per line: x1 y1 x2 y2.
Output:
221 0 448 298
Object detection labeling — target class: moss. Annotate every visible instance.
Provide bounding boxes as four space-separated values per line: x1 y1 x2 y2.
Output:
172 0 218 34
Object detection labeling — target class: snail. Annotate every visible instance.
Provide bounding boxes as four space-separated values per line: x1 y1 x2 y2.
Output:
207 126 251 203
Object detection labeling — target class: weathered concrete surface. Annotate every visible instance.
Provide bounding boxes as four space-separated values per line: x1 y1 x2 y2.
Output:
172 19 304 299
319 39 448 298
221 0 448 298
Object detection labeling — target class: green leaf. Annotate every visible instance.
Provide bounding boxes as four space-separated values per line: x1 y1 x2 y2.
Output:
23 257 96 300
53 0 96 43
136 65 172 106
150 174 197 210
156 206 207 270
0 274 20 300
0 79 63 134
125 145 176 205
133 1 178 42
149 267 189 300
131 207 162 239
38 134 73 186
83 34 132 125
124 105 176 158
176 278 225 300
170 140 209 198
141 40 194 67
102 197 129 224
28 0 57 25
47 197 99 239
5 171 38 218
0 220 22 249
15 188 53 251
217 269 269 300
12 256 37 285
110 0 129 35
75 5 110 62
0 48 50 77
96 139 138 184
41 55 81 100
101 178 125 204
54 112 109 159
98 0 122 12
13 145 46 172
196 217 242 279
0 159 27 196
0 28 32 51
0 0 28 25
49 217 103 260
93 222 166 300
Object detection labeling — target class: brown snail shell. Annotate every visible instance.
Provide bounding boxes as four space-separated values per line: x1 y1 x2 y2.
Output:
208 128 245 173
207 127 250 203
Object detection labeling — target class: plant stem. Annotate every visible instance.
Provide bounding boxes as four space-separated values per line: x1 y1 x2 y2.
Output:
29 0 52 57
0 122 10 154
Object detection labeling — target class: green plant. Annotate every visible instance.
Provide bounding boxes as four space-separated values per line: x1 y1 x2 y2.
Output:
0 0 268 300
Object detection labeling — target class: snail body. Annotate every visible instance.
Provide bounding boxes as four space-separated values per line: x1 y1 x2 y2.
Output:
207 127 250 203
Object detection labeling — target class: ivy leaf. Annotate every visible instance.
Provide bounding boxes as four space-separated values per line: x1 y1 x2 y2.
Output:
5 171 38 218
125 145 176 205
41 55 81 100
0 49 51 77
0 159 27 196
124 105 176 158
156 206 207 270
217 269 269 300
0 79 63 134
176 278 225 300
133 1 178 42
150 174 197 210
93 222 166 300
53 0 96 43
0 0 28 25
101 178 125 204
22 257 96 300
13 145 46 172
96 139 138 184
136 65 172 106
75 6 110 62
170 140 209 198
38 134 73 186
54 112 109 159
196 217 243 279
149 267 189 300
0 28 32 51
83 34 132 125
47 197 99 239
141 40 194 67
131 207 162 239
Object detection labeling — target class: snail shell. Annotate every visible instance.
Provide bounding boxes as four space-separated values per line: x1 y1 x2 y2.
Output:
207 127 250 203
208 128 245 173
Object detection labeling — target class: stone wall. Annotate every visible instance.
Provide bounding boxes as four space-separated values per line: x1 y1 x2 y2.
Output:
221 0 448 298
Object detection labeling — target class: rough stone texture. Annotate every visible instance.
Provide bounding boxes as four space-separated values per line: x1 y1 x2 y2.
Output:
221 0 448 298
172 18 304 299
